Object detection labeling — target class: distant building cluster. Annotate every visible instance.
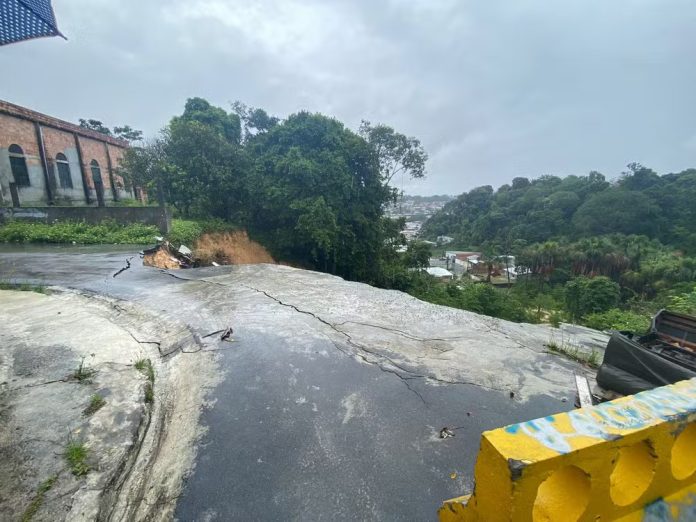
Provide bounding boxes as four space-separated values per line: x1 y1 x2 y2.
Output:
425 251 524 286
402 221 423 240
0 100 141 207
386 195 451 242
385 196 450 219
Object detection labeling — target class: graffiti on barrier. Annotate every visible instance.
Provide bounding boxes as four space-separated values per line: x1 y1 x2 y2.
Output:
505 380 696 454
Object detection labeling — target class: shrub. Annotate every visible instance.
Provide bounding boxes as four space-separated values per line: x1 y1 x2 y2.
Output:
166 218 237 249
582 308 650 333
0 220 158 244
409 280 531 323
669 286 696 316
565 276 620 321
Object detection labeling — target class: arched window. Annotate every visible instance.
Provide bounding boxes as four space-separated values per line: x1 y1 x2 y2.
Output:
9 144 30 187
55 153 73 189
90 159 102 185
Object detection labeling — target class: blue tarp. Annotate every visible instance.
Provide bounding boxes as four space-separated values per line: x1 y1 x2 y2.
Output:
0 0 63 46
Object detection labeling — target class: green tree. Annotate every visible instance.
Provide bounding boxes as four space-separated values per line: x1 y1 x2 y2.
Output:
403 241 431 269
572 190 660 237
79 119 112 135
358 120 428 185
113 125 143 143
79 119 143 142
164 98 249 220
247 112 392 281
564 276 620 321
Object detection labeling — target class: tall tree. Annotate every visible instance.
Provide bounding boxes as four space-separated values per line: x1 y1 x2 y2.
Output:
112 125 143 143
165 99 248 220
248 112 393 281
358 120 427 185
79 119 112 136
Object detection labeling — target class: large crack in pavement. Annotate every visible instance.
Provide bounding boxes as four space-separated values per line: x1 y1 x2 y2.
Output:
159 270 508 400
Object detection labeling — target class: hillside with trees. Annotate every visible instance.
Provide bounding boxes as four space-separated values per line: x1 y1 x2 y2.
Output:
419 167 696 330
421 165 696 252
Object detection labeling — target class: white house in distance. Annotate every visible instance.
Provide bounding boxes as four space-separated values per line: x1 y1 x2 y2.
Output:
437 235 454 245
422 267 454 280
445 251 482 271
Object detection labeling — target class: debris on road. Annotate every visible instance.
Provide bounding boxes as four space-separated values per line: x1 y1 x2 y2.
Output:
202 327 235 341
112 257 132 278
143 241 193 270
220 327 233 342
439 427 455 439
597 309 696 396
574 373 594 408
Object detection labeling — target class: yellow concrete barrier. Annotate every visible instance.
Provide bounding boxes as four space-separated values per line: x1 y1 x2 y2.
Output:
439 378 696 521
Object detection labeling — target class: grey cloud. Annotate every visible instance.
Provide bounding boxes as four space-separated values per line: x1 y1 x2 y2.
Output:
1 0 694 195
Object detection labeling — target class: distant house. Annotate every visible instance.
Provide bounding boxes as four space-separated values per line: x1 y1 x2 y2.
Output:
437 235 454 245
445 251 482 271
402 221 423 240
423 267 454 280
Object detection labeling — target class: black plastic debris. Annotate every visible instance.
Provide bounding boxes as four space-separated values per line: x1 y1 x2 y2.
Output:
597 310 696 396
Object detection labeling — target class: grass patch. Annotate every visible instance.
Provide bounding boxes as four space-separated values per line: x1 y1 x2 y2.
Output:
134 358 155 403
65 441 90 476
547 338 600 369
73 356 96 384
166 218 237 249
20 475 57 522
0 281 46 293
0 219 158 244
83 394 106 416
134 358 155 383
582 308 651 333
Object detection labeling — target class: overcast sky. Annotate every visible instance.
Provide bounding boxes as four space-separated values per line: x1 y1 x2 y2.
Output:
1 0 695 195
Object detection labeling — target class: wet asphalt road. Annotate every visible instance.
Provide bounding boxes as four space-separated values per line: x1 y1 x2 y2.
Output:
0 246 576 521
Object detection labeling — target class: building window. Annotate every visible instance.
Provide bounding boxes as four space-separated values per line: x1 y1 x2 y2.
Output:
55 153 73 189
90 159 102 185
9 144 30 187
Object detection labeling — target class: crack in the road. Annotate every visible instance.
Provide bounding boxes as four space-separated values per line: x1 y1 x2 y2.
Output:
333 320 471 343
9 378 69 391
113 257 134 278
238 284 512 401
126 331 162 348
156 270 510 397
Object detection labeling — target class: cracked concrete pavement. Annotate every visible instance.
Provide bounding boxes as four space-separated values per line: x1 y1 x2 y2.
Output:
0 246 609 520
0 287 218 522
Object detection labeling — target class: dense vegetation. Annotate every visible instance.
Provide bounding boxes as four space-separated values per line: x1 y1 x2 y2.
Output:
120 97 427 283
420 167 696 330
0 220 159 244
0 218 233 247
421 164 696 253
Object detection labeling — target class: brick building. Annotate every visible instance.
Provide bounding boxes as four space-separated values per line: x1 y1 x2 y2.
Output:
0 99 139 207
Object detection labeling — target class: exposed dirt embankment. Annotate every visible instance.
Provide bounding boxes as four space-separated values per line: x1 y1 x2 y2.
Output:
143 231 275 270
194 231 275 265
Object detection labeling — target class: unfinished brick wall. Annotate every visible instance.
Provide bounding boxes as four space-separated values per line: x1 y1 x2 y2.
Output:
0 112 39 153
